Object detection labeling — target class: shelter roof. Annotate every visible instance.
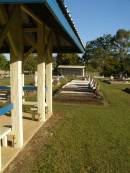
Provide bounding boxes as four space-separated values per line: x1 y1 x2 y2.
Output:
0 0 85 53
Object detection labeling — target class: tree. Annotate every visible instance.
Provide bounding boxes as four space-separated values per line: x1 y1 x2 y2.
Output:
56 53 81 66
83 34 114 63
23 54 37 74
0 54 9 70
112 29 130 60
83 34 114 71
121 57 130 75
83 30 130 76
101 57 122 76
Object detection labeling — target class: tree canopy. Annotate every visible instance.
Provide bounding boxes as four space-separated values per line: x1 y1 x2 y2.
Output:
83 29 130 76
56 53 81 66
0 54 9 71
52 53 82 75
113 29 130 60
23 54 37 74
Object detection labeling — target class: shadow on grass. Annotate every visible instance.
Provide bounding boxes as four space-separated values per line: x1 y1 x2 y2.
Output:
122 87 130 94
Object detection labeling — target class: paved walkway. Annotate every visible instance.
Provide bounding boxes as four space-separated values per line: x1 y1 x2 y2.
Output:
54 79 101 104
62 79 92 93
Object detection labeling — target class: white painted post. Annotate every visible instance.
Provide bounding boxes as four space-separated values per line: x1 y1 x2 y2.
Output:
37 24 47 123
2 136 7 147
22 73 25 102
88 76 91 83
37 62 46 122
0 143 1 171
57 76 60 85
83 68 85 77
10 60 23 148
35 71 38 87
46 62 53 117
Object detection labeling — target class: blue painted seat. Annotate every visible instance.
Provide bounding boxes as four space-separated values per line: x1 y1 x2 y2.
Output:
0 86 10 91
0 85 48 92
0 85 37 92
23 85 37 91
0 104 13 116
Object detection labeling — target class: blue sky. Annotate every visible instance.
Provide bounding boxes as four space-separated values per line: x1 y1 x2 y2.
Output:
65 0 130 44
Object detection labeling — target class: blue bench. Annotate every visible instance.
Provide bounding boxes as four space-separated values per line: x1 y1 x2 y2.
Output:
0 86 10 91
0 104 13 116
23 85 37 91
0 85 49 92
0 85 37 91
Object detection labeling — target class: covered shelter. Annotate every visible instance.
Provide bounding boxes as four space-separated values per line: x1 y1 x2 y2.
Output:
0 0 84 170
58 65 85 77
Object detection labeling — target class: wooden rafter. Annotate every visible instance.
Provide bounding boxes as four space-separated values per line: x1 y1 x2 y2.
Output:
0 6 17 49
24 27 38 33
24 43 37 59
21 5 43 25
25 35 36 47
45 29 53 62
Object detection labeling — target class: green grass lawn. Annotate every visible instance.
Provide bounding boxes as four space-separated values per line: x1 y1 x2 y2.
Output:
1 78 130 173
18 82 130 173
0 76 34 86
0 78 10 86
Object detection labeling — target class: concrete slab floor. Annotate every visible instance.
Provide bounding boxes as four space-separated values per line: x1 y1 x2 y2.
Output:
0 112 42 172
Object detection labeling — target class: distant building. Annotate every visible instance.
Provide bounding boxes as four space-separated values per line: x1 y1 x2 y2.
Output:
58 65 85 77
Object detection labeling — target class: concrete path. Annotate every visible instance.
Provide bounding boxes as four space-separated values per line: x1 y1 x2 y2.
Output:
54 79 101 103
0 113 42 172
60 79 93 94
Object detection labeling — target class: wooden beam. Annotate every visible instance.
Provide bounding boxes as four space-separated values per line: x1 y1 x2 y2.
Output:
0 6 17 48
45 30 53 63
0 5 8 25
24 43 37 59
37 24 45 59
0 5 23 57
25 35 36 47
24 28 38 33
21 5 43 25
